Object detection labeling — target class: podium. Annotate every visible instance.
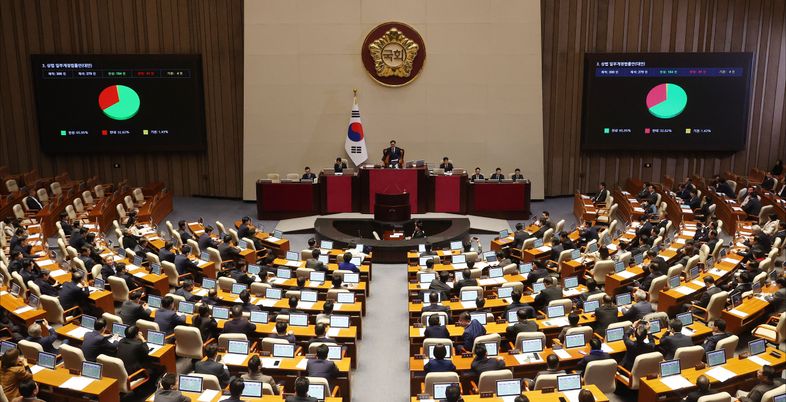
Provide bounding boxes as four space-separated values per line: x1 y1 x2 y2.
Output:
319 173 355 213
359 167 427 214
374 193 411 222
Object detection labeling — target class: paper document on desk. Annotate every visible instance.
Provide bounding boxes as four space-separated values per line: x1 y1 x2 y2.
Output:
261 358 282 368
298 302 315 310
36 259 55 266
14 306 33 314
327 328 342 337
748 355 770 366
536 246 551 252
706 366 736 382
673 286 694 295
691 280 705 287
601 343 614 353
728 308 749 318
681 328 695 336
266 236 281 243
221 354 247 365
67 326 91 339
722 257 739 264
675 238 686 244
460 301 476 309
616 271 635 279
194 288 208 297
683 231 696 237
133 272 147 278
552 349 571 360
417 328 425 337
30 365 46 374
296 358 308 370
197 390 220 402
60 376 95 391
513 353 542 364
544 317 569 327
563 390 582 402
709 268 728 276
269 278 285 285
50 269 67 277
197 260 210 267
257 299 277 307
661 375 693 390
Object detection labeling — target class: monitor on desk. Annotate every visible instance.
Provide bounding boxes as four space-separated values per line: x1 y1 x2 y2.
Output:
534 239 544 248
749 339 767 356
773 394 786 402
320 240 333 250
148 295 162 309
519 263 532 274
571 249 581 260
660 360 681 378
753 281 763 294
81 361 102 379
532 282 546 294
248 264 261 275
177 301 195 315
587 242 599 253
427 344 452 359
450 241 462 251
484 251 497 262
310 271 326 283
227 340 249 355
272 343 295 358
497 287 513 299
496 379 521 397
614 261 626 273
250 311 268 324
419 272 436 284
93 279 105 290
488 267 503 279
231 283 247 295
565 333 585 348
418 244 426 253
0 342 16 355
307 384 326 402
178 375 203 393
418 256 432 267
433 383 457 400
521 338 543 353
237 240 248 250
563 276 579 289
266 288 282 300
201 278 216 290
276 268 292 279
9 283 20 297
27 294 39 309
583 300 599 314
37 352 56 369
327 345 342 360
350 257 362 266
81 315 96 330
212 306 229 320
688 265 700 280
318 255 329 264
336 292 355 304
148 330 165 346
452 254 466 265
470 312 488 325
133 255 143 267
615 293 632 306
285 251 299 261
499 229 510 238
676 312 693 326
300 290 318 303
289 312 308 327
706 349 726 367
200 251 210 262
668 275 681 289
330 314 350 329
273 230 284 239
634 253 644 265
606 327 625 343
150 263 161 275
111 323 128 338
343 273 360 283
481 342 499 357
241 380 263 397
460 289 478 302
557 374 582 392
547 305 565 318
648 319 661 334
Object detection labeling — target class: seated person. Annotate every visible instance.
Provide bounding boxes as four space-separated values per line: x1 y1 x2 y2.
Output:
424 314 450 339
621 321 655 371
305 249 327 271
702 319 731 353
116 325 151 375
242 355 279 394
457 312 486 353
684 375 714 402
194 343 230 388
302 167 316 180
511 168 525 182
505 290 535 318
506 308 538 345
471 167 484 181
575 338 611 373
83 318 117 362
439 157 453 172
333 158 347 173
12 379 45 402
490 168 505 181
0 349 32 400
308 322 335 347
422 292 450 315
223 378 246 402
620 289 653 322
174 279 200 302
658 319 693 360
271 321 297 343
238 289 260 312
286 377 318 402
338 252 359 273
223 304 257 336
25 320 58 354
737 366 778 402
556 313 581 343
424 344 456 373
306 344 339 386
154 295 186 334
470 343 505 379
593 295 618 335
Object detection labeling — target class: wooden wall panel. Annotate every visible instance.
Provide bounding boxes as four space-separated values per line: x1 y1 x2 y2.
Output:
542 0 786 196
0 0 243 197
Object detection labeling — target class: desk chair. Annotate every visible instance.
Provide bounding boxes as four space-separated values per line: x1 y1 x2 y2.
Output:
307 377 340 399
207 247 233 273
36 188 49 204
13 204 35 225
228 229 240 244
17 340 44 362
673 345 704 369
565 326 593 344
533 373 559 390
424 372 460 397
547 298 573 315
49 181 62 197
554 219 566 234
596 204 618 225
421 312 449 326
286 173 300 181
167 293 185 310
214 221 227 236
542 228 555 245
90 264 102 281
60 344 86 373
586 292 605 304
474 369 512 393
5 179 18 193
692 291 728 323
117 203 130 225
715 335 738 359
98 354 150 394
102 312 122 329
250 282 271 297
667 264 684 278
187 239 201 255
136 320 161 337
132 188 145 203
73 198 87 215
472 333 501 355
501 281 523 293
123 195 134 211
308 342 339 354
26 280 41 298
40 295 79 325
698 392 731 402
753 312 786 346
217 333 253 352
175 326 204 359
10 272 27 294
647 275 668 303
108 276 138 303
642 312 668 326
615 351 663 391
296 267 314 281
584 359 616 393
94 185 106 198
761 385 786 402
82 190 94 206
189 373 221 391
513 332 546 351
423 338 454 355
589 260 614 285
606 321 633 335
162 261 189 289
683 255 699 275
217 277 236 292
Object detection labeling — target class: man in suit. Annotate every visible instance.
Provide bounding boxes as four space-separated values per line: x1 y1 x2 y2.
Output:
333 158 347 173
658 319 693 360
174 280 200 302
458 312 486 353
512 223 530 249
452 267 478 297
766 278 786 313
120 290 151 325
470 344 506 380
34 270 59 297
490 168 505 181
176 220 193 243
224 305 257 336
620 322 655 370
25 321 58 354
575 338 611 373
237 289 260 312
593 182 608 204
308 323 335 347
505 308 538 345
198 226 219 251
114 263 137 292
173 245 198 276
525 260 551 287
99 255 116 282
218 235 242 262
305 249 326 271
153 373 190 402
424 344 456 373
24 190 43 211
690 276 721 314
116 325 151 375
58 212 74 236
505 290 535 317
684 375 714 402
621 289 653 322
158 242 176 264
532 211 554 238
154 295 186 334
286 377 319 402
121 229 140 251
688 190 702 210
429 271 453 299
69 227 88 250
511 168 525 182
702 319 731 353
306 344 340 385
533 276 563 311
77 246 96 271
302 167 317 180
439 157 453 172
471 167 484 181
742 192 762 217
58 270 91 311
411 221 426 239
82 318 117 361
594 295 618 335
382 139 404 168
580 279 603 304
237 216 265 250
714 179 735 198
219 378 246 402
338 252 360 273
230 263 255 287
422 292 450 315
424 314 450 339
271 321 297 343
194 343 230 388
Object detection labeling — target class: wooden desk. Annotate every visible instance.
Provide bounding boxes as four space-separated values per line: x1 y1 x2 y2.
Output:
34 366 119 402
657 254 744 315
574 193 598 222
659 188 696 224
147 393 342 402
613 189 645 223
0 289 46 325
410 385 609 402
722 291 773 334
639 346 786 402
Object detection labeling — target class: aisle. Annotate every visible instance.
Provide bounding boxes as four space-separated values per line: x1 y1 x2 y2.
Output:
350 263 410 401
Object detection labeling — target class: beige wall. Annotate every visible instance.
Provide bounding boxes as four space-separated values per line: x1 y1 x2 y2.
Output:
243 0 545 200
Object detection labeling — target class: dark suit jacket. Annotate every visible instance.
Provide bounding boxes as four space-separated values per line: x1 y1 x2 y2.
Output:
158 249 176 264
174 255 198 276
119 300 151 325
452 278 478 297
533 287 563 311
25 330 58 354
513 230 530 249
194 316 219 341
621 336 655 370
198 234 218 251
285 396 318 402
117 337 150 374
223 317 256 336
424 325 450 339
658 332 693 360
306 359 339 384
58 281 89 310
218 243 241 261
83 331 118 361
461 320 486 352
194 359 230 388
154 309 186 334
429 280 452 298
702 332 731 353
594 306 618 334
69 232 85 249
34 277 59 297
769 288 786 313
506 320 538 344
696 286 721 308
153 389 190 402
621 301 653 322
593 190 608 204
576 350 611 373
424 358 457 373
684 389 713 402
470 357 505 378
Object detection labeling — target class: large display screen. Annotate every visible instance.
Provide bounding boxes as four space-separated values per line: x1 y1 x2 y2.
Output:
31 55 205 153
581 52 753 152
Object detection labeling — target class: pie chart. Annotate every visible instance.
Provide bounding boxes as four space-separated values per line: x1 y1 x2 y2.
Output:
646 83 687 119
98 85 140 120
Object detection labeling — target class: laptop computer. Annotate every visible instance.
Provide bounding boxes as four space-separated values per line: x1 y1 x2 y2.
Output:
237 240 248 250
648 319 662 334
451 254 467 269
432 382 458 400
773 394 786 402
706 349 726 367
660 360 681 378
265 288 282 299
571 249 581 260
460 289 478 302
605 327 625 343
343 273 360 284
427 314 447 326
178 375 203 393
231 283 247 295
634 253 644 265
330 314 350 329
310 271 326 283
178 301 195 315
250 310 269 324
300 290 318 303
519 263 532 274
147 330 166 353
676 312 693 327
469 312 488 325
427 344 453 359
147 295 162 310
520 338 543 360
81 361 102 379
419 272 436 284
557 374 582 392
200 251 210 262
327 345 342 360
110 323 128 342
336 292 355 304
27 294 39 309
564 333 585 349
497 286 513 299
248 265 262 276
0 341 16 355
212 306 230 320
37 351 56 369
418 257 432 267
749 339 767 356
320 240 333 250
668 275 681 289
614 261 626 273
273 230 284 239
227 340 249 355
201 278 216 290
133 255 144 267
289 312 309 327
488 267 504 279
418 244 426 253
450 241 463 251
496 379 521 398
150 263 161 275
499 229 510 238
532 282 546 294
318 255 329 264
272 343 295 358
276 268 293 279
484 251 497 263
615 293 632 306
563 276 579 290
81 315 96 330
583 300 599 314
547 305 565 318
241 380 263 397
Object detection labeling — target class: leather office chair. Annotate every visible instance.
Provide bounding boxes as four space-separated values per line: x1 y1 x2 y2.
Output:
475 369 512 393
693 291 728 323
266 173 281 183
585 292 605 304
108 276 136 303
174 326 203 359
542 228 555 245
60 344 86 374
420 312 449 326
583 359 616 393
217 333 249 351
26 281 41 298
124 195 134 211
761 385 786 402
189 373 221 391
596 204 618 225
565 326 593 344
40 295 78 325
73 198 86 214
514 332 546 351
50 182 62 197
36 188 49 204
228 228 240 244
533 373 559 390
136 320 160 336
698 392 731 402
17 340 43 362
715 335 738 359
647 275 668 303
250 282 271 297
589 260 614 285
261 337 290 353
615 351 663 390
286 173 300 181
547 298 573 315
422 338 454 355
10 272 27 294
308 342 339 355
753 312 786 345
162 261 188 289
471 333 501 355
642 312 668 326
94 185 105 198
500 281 523 293
102 312 123 330
82 190 94 206
424 372 459 397
554 219 566 234
91 264 103 281
674 345 704 369
667 264 684 279
146 252 161 265
5 179 18 193
218 276 236 292
132 188 145 203
98 354 150 393
215 221 227 236
187 239 201 255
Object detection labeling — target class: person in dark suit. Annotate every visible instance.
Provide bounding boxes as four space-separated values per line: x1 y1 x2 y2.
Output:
504 290 535 318
575 338 611 373
231 263 255 287
218 235 242 262
305 249 326 271
223 305 257 337
173 245 198 276
742 192 762 217
174 280 200 302
176 220 193 243
690 276 721 314
58 270 90 311
301 167 317 180
121 229 140 251
114 263 138 292
525 260 551 287
198 226 219 251
452 268 478 297
471 167 484 181
237 289 260 312
271 321 297 343
24 191 43 211
470 344 505 379
152 373 190 402
116 325 151 374
306 344 340 385
429 272 453 299
158 242 176 264
506 308 538 345
593 182 608 204
333 158 347 173
69 227 88 250
237 216 265 250
217 378 246 402
533 276 563 311
702 319 732 353
767 278 786 314
308 323 335 347
424 314 450 339
18 260 38 287
25 321 58 354
82 318 117 362
59 212 74 236
439 157 454 173
34 270 59 297
99 255 117 282
458 312 486 353
422 292 451 316
714 179 735 198
594 295 618 335
761 172 776 191
683 375 714 402
337 252 359 273
620 289 653 323
119 290 151 325
512 223 530 249
194 343 230 388
286 377 319 402
739 365 779 402
511 168 525 182
424 344 456 373
658 319 693 360
154 296 186 334
620 322 655 370
490 168 505 181
580 279 603 304
77 247 96 271
382 140 404 168
193 305 219 342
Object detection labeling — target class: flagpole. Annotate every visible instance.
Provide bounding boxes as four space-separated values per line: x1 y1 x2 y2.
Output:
353 88 358 104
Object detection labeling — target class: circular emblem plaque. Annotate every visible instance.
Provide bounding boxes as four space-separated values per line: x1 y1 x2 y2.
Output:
362 22 426 87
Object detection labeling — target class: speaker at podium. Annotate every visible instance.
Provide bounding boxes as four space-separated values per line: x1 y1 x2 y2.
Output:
373 192 411 223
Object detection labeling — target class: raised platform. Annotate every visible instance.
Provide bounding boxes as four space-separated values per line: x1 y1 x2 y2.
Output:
275 212 510 234
314 217 470 263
